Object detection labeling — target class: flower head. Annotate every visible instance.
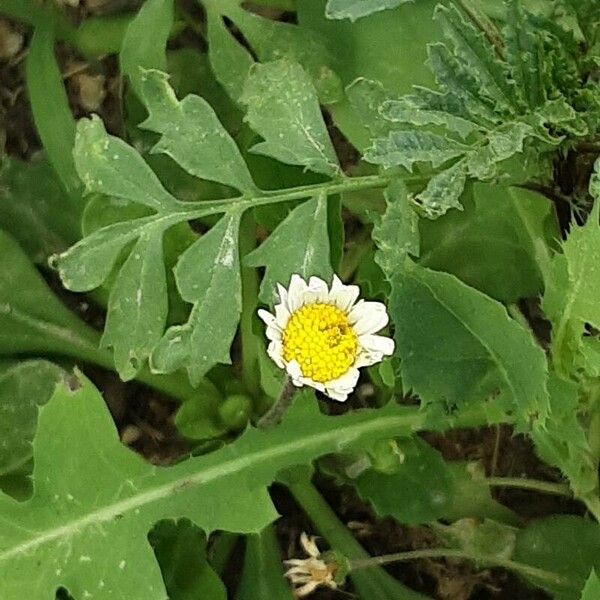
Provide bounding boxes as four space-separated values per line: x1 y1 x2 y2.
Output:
258 274 394 401
284 532 338 597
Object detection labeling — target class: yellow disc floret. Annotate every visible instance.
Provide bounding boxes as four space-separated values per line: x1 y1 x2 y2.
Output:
282 303 358 383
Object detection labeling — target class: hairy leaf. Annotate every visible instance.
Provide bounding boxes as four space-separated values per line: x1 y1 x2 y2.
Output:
152 212 243 385
241 60 340 177
245 193 332 304
0 373 425 600
140 69 256 193
389 258 548 427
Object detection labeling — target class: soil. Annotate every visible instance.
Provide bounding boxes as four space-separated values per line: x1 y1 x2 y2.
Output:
0 5 584 599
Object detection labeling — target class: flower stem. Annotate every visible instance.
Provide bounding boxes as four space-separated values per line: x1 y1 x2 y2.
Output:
485 476 572 497
349 548 580 590
257 377 297 429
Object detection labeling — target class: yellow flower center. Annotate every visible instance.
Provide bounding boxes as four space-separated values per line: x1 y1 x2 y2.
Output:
282 303 358 383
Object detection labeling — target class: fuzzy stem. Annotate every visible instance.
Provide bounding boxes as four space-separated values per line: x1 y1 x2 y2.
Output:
257 377 297 429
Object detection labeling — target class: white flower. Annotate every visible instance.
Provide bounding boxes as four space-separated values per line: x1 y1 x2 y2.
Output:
258 274 394 402
284 532 338 597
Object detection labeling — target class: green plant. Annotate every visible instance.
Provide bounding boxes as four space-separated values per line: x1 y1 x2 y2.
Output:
1 0 600 598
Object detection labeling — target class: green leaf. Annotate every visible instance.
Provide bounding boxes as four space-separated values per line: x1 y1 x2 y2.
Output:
373 179 420 278
119 0 173 96
353 437 453 525
543 163 600 376
25 18 81 198
419 182 556 303
100 227 168 381
365 130 467 170
0 360 63 477
152 212 243 385
0 373 426 600
325 0 412 21
240 59 341 177
245 193 332 304
150 520 227 600
531 374 597 501
0 230 105 362
389 258 548 428
0 157 81 264
514 515 599 600
139 69 256 194
414 162 466 218
582 571 600 600
346 78 397 137
236 527 294 600
206 9 254 102
74 116 180 212
433 4 517 111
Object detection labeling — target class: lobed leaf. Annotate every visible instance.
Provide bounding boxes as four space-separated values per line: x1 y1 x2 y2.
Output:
0 373 425 600
100 227 168 381
245 193 332 304
152 212 243 385
240 59 341 177
140 69 256 194
74 116 180 213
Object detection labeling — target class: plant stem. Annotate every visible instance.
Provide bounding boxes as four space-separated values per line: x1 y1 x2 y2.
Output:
257 377 296 428
239 211 261 399
486 476 572 497
349 548 579 590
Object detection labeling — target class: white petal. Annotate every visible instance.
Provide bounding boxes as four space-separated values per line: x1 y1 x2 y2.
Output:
274 302 291 329
258 308 275 326
359 334 395 356
349 300 389 335
265 324 282 341
276 283 288 305
329 275 360 312
324 368 360 402
285 359 304 385
267 341 285 368
287 274 309 312
304 276 329 304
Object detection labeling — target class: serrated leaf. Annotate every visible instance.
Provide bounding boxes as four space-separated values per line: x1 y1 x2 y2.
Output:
240 60 340 177
365 130 467 170
236 527 294 600
382 90 478 139
582 571 600 600
325 0 412 21
0 372 426 600
543 162 600 376
74 116 180 212
120 0 173 96
152 212 243 385
206 10 254 102
100 227 168 381
505 0 545 108
373 179 420 278
139 69 256 194
414 161 466 218
245 193 332 304
434 4 516 111
531 374 597 500
0 360 63 477
389 258 548 428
